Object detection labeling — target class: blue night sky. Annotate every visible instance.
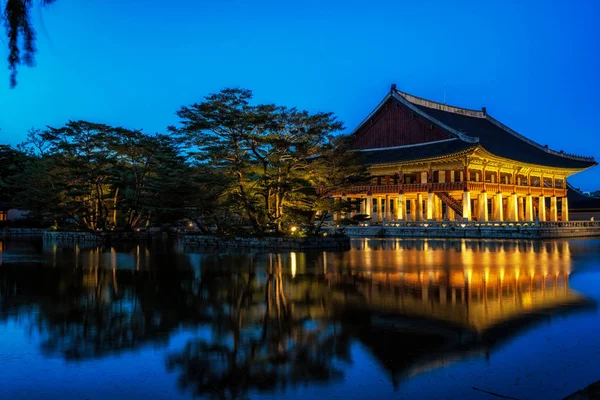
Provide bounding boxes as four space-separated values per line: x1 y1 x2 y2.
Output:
0 0 599 191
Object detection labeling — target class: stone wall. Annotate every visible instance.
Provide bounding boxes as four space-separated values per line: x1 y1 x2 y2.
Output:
183 235 350 250
43 231 105 242
332 221 600 239
1 228 46 237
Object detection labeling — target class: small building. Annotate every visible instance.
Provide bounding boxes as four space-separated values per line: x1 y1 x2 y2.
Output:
335 85 597 222
567 183 600 221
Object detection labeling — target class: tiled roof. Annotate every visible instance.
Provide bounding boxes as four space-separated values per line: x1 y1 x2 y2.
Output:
410 101 596 169
567 183 600 209
357 139 476 165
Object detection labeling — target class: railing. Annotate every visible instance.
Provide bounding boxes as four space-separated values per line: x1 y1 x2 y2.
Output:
539 221 600 229
333 181 568 196
341 221 600 229
341 221 542 229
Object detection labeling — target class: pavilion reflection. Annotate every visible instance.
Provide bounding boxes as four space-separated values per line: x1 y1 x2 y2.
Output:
319 239 595 386
0 238 595 398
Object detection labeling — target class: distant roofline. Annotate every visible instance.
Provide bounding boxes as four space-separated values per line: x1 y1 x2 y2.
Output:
567 182 600 198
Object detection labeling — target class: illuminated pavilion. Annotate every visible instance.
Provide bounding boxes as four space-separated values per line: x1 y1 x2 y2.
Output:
336 85 597 223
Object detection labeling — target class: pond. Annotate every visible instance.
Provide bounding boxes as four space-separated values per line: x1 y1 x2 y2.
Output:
0 237 599 400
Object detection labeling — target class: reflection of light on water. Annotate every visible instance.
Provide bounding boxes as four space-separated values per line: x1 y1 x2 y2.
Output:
291 252 297 278
111 247 117 269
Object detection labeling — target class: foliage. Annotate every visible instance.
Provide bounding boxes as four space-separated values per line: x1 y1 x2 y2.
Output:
3 0 57 87
1 88 365 235
170 87 368 235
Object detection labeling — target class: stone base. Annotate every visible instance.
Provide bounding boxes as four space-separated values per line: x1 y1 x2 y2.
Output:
183 235 350 250
330 221 600 239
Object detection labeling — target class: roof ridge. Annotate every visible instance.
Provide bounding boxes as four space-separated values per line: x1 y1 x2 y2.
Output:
485 114 596 163
395 89 486 118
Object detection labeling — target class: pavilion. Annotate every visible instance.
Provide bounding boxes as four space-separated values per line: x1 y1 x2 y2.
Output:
335 85 597 223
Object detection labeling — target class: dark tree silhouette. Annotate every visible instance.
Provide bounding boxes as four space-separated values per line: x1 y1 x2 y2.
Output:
3 0 56 87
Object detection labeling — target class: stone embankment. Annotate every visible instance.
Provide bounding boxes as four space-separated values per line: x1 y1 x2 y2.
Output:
42 231 166 242
43 231 105 242
330 221 600 239
1 228 46 237
183 235 350 250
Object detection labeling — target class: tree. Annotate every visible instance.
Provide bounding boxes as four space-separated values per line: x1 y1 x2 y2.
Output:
0 143 29 203
3 0 57 87
171 88 368 235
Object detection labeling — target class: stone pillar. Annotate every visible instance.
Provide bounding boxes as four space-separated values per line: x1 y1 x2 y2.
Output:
360 197 366 215
509 193 518 221
462 191 471 221
437 196 443 220
561 197 569 221
538 195 546 221
426 192 434 220
416 194 423 221
479 192 488 221
550 196 558 221
366 193 373 220
333 197 340 222
398 194 405 220
518 197 525 221
525 194 534 221
345 197 352 219
447 207 456 221
385 194 392 221
410 199 417 221
494 193 503 221
377 197 384 222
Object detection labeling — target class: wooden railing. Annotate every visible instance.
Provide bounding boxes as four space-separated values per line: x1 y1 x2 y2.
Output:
333 182 567 196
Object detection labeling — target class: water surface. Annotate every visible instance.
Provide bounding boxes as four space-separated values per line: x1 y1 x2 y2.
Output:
0 238 599 400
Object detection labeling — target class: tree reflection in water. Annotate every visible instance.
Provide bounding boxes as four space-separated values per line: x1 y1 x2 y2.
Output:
0 256 201 360
0 238 596 399
166 253 351 399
